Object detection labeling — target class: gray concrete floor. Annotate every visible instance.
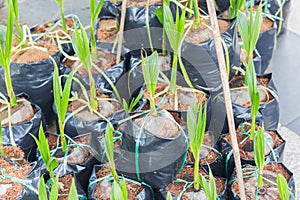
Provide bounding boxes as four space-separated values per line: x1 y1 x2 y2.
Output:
0 0 299 198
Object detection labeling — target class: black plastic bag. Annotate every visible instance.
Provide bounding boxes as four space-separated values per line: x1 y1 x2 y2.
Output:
228 162 295 200
211 73 280 135
181 19 240 92
15 162 41 200
88 165 154 200
115 110 188 189
0 51 60 124
2 100 42 162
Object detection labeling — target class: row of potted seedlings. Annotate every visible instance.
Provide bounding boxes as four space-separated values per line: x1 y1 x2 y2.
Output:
0 0 295 199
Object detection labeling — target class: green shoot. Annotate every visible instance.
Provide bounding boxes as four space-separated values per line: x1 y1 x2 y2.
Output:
0 0 17 106
142 51 159 116
68 178 79 200
38 175 48 200
72 21 98 110
54 0 67 32
192 0 201 26
237 3 263 139
228 0 246 19
199 166 217 200
0 119 5 157
156 0 186 94
11 0 23 42
104 123 118 182
53 58 76 152
90 0 105 61
122 91 144 113
276 174 291 200
254 125 265 188
187 99 207 190
31 124 58 179
105 123 129 200
166 192 173 200
38 174 59 200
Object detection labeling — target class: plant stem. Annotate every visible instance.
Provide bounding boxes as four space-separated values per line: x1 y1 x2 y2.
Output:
4 68 17 106
59 3 67 32
194 156 200 190
7 105 16 146
149 97 157 116
88 71 98 110
90 20 98 61
58 121 67 152
193 0 201 26
187 0 192 18
162 29 167 56
258 171 263 187
15 21 23 43
169 52 178 94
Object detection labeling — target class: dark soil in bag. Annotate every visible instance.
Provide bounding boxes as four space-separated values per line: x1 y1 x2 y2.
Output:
0 157 41 200
228 162 295 200
0 41 60 124
155 166 227 200
88 164 154 200
115 109 188 189
181 19 240 92
1 98 42 162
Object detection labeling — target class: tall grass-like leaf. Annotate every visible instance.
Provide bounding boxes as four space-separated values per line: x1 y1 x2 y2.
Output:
192 0 201 26
276 174 291 200
187 99 207 190
142 51 159 115
50 175 59 200
72 21 98 110
228 0 246 19
11 0 23 42
166 192 173 200
0 0 17 106
38 175 48 200
68 178 79 200
53 59 75 152
122 91 144 113
254 125 265 187
120 178 128 200
199 166 217 200
90 0 105 60
54 0 67 31
112 180 127 200
31 123 58 179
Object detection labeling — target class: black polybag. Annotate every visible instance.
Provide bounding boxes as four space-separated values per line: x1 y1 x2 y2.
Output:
15 162 41 200
219 130 286 179
228 162 295 200
210 73 280 135
88 165 154 200
115 110 189 189
180 19 240 92
2 99 42 162
0 51 60 124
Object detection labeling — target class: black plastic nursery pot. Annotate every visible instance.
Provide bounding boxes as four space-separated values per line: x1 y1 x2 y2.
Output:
154 166 227 200
228 162 295 200
39 132 101 193
1 97 42 162
0 160 41 200
0 47 61 125
219 122 286 179
114 109 188 189
211 73 279 135
51 163 87 200
181 18 240 92
88 165 154 200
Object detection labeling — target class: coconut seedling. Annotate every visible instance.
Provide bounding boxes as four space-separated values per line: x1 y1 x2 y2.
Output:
187 98 207 190
90 0 105 61
54 0 67 32
228 0 246 19
31 124 58 179
199 166 217 200
53 57 76 152
156 0 194 94
71 21 98 111
237 3 263 139
0 0 17 147
276 174 291 200
104 124 128 199
254 125 265 189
